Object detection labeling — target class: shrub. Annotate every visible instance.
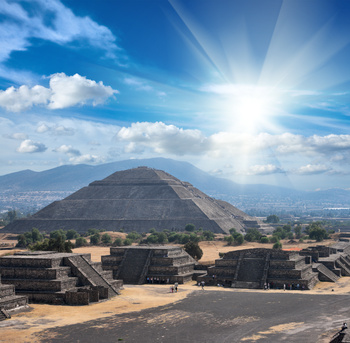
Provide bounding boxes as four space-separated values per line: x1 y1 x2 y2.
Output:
229 228 237 235
127 232 142 242
234 233 244 245
113 237 123 246
90 233 101 245
225 235 234 245
66 229 79 240
123 238 133 246
185 223 196 232
244 228 262 242
87 228 99 236
260 236 269 244
266 215 280 223
101 233 112 245
273 241 282 249
75 237 88 247
184 241 203 260
269 235 279 243
202 230 215 241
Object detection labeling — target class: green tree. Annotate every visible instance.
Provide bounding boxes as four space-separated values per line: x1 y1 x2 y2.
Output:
113 237 123 246
16 234 28 247
126 232 142 242
75 237 88 247
294 225 302 239
184 241 203 260
66 229 79 240
185 223 196 232
157 232 168 244
101 233 112 245
50 229 67 242
260 236 269 244
87 228 99 236
90 233 101 245
225 235 235 245
266 215 280 223
269 235 279 243
229 228 237 235
202 230 215 241
273 241 282 249
123 238 133 246
244 228 262 242
308 225 327 242
146 234 159 244
234 233 244 245
31 228 43 242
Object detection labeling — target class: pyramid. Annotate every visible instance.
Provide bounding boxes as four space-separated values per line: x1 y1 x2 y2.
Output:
4 167 261 234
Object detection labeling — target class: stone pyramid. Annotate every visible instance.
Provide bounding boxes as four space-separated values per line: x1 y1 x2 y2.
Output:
4 167 260 234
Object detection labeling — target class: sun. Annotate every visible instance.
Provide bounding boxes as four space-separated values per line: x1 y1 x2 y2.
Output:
224 85 282 133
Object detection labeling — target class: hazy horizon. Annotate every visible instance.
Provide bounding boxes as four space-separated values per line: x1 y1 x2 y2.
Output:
1 0 350 192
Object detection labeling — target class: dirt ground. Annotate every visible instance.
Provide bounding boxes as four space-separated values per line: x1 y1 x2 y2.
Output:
0 233 344 342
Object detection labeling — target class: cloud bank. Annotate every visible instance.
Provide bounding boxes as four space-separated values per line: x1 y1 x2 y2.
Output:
0 73 118 112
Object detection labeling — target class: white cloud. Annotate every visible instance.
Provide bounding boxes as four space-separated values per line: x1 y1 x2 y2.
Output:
0 73 118 112
69 154 104 164
247 164 284 175
0 0 120 66
295 164 331 175
3 132 28 140
0 85 50 112
48 73 118 109
36 124 50 133
116 122 207 155
115 122 350 164
53 145 80 156
16 139 47 153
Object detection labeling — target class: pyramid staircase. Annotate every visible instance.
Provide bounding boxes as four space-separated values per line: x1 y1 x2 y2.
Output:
0 252 123 305
102 246 196 284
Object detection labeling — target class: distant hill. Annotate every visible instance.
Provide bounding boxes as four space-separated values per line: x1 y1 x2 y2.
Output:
0 158 349 215
0 157 292 195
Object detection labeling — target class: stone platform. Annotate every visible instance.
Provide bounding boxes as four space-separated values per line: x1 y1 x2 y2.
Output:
102 246 196 284
198 248 319 290
0 274 28 320
0 251 123 305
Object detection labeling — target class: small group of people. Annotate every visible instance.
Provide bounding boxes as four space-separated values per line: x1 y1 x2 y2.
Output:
264 282 305 290
170 282 179 293
146 277 170 284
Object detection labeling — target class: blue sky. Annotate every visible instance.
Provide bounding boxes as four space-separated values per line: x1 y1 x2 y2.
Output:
1 0 350 191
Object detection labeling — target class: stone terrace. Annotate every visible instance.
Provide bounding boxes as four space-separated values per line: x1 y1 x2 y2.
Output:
0 251 123 305
198 248 319 290
102 246 196 284
0 274 28 320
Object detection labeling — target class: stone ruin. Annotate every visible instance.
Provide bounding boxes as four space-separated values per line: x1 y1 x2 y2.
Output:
197 240 350 290
0 251 123 305
101 246 197 284
300 241 350 282
197 248 319 289
0 274 28 321
3 167 263 235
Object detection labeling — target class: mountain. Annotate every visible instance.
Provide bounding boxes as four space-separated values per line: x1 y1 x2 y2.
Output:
0 157 292 194
0 158 349 215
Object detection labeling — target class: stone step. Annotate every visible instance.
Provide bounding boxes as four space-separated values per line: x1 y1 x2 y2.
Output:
0 308 10 321
2 277 79 292
65 256 120 296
